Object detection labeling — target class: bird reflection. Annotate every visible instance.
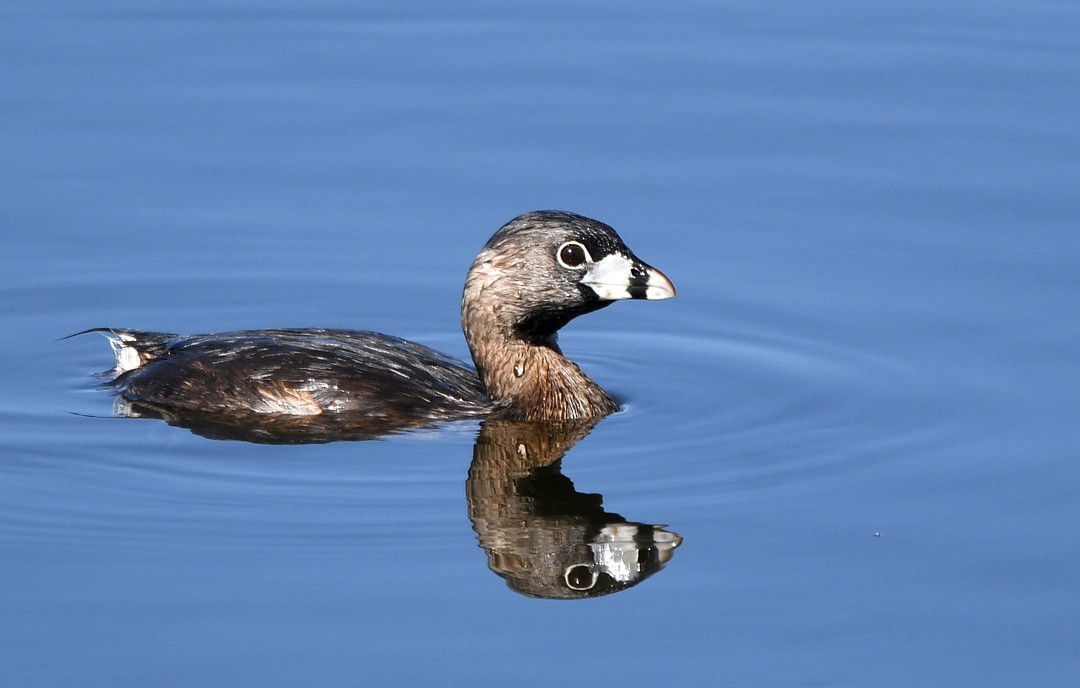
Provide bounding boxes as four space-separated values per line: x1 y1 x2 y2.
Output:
468 420 681 599
106 400 682 599
111 397 444 443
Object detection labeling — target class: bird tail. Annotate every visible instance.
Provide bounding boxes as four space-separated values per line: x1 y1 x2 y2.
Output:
65 328 175 373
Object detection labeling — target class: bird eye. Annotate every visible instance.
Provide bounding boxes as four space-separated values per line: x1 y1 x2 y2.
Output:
564 564 598 590
556 241 590 269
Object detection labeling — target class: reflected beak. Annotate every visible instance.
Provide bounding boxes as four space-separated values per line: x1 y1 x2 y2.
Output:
582 253 677 301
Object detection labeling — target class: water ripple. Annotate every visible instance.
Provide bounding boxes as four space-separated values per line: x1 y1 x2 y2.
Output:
566 310 960 508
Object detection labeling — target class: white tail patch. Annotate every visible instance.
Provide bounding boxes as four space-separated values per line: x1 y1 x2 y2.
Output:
105 332 145 373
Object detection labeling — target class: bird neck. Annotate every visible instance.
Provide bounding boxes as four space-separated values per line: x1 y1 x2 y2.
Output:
462 319 618 421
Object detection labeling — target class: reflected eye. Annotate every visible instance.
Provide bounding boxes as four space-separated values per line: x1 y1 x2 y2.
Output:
556 241 590 269
564 564 597 590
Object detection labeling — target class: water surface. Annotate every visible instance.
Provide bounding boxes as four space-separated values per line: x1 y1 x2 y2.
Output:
2 1 1079 686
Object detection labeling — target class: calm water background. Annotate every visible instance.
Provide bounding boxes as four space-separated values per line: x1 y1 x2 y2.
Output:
2 0 1079 685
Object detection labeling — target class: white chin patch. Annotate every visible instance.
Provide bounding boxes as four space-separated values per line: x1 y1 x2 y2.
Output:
581 253 635 300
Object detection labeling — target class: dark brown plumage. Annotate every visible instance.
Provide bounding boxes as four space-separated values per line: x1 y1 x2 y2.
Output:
88 210 675 435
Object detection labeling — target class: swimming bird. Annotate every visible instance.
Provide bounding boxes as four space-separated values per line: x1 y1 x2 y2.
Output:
89 211 675 430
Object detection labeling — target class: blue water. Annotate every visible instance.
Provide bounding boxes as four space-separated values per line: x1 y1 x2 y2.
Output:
3 1 1079 685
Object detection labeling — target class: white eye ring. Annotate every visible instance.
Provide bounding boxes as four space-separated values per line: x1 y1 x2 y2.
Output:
564 564 598 590
556 241 592 269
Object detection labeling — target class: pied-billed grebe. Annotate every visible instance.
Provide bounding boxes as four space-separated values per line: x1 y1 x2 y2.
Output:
90 210 675 424
468 419 682 598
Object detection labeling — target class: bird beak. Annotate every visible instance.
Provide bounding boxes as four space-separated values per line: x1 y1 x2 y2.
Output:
581 253 676 301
